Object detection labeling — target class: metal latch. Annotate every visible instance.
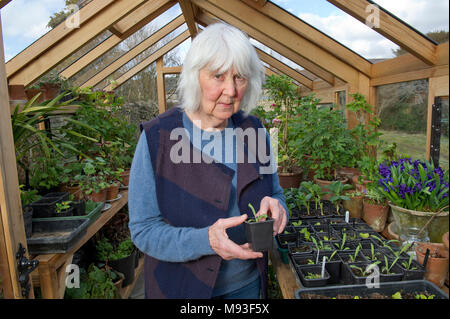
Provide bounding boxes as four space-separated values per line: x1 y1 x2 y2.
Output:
16 243 39 298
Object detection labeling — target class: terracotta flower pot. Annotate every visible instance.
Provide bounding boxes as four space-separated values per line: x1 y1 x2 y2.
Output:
278 170 303 189
59 184 82 200
362 199 389 232
351 175 372 193
314 177 348 201
337 167 360 181
443 232 449 251
342 193 364 219
415 242 449 288
106 183 119 201
120 169 131 186
85 188 107 203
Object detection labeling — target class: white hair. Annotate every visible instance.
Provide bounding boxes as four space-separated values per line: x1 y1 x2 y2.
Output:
177 23 264 114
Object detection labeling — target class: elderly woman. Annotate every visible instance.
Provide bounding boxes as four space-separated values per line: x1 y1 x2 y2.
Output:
129 23 288 299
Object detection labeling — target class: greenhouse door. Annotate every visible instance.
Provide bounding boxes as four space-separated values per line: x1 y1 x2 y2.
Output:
427 76 449 170
0 16 35 299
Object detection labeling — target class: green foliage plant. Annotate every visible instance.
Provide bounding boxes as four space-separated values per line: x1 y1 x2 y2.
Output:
246 203 268 223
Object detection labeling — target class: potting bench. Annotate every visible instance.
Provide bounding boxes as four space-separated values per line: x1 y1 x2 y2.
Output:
29 190 143 299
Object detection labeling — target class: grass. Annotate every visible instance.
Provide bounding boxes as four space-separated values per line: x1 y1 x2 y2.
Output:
378 130 449 170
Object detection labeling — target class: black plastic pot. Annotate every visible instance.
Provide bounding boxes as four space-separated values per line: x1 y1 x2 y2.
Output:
295 280 449 299
109 249 137 287
396 258 426 281
43 192 70 201
23 205 33 238
290 253 316 267
288 242 313 255
297 265 330 288
315 251 341 284
30 196 62 218
54 206 74 217
244 218 274 252
276 232 297 249
380 263 404 282
341 262 376 285
71 200 86 216
338 249 367 264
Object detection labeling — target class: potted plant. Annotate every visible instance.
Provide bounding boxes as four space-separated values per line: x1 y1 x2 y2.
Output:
297 265 330 288
264 75 303 188
38 70 69 100
96 237 136 287
76 158 110 203
20 186 41 237
362 187 389 232
377 157 449 242
343 190 365 219
415 242 449 288
54 201 74 217
244 203 274 252
326 181 353 215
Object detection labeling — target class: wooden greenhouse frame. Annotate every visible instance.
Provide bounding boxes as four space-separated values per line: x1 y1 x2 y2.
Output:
0 0 448 299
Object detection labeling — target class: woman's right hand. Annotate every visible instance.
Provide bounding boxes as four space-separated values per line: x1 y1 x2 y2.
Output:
208 214 264 260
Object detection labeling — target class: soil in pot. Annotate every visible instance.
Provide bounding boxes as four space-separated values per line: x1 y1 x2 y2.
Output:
362 200 389 232
415 243 449 288
244 218 274 252
297 265 330 288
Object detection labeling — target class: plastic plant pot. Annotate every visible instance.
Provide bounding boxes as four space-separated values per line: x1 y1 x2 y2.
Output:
342 262 378 285
23 205 33 238
244 218 274 252
338 250 368 264
54 206 74 218
397 258 426 281
71 200 86 216
30 196 62 218
380 263 404 282
291 253 316 267
288 242 313 255
315 250 342 284
297 265 330 288
43 192 70 202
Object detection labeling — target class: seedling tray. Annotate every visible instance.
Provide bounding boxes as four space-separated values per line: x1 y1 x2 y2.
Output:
295 280 449 299
27 218 90 254
32 201 104 226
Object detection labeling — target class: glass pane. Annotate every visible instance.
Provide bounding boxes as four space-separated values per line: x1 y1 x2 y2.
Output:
165 74 180 109
439 97 449 170
376 79 428 161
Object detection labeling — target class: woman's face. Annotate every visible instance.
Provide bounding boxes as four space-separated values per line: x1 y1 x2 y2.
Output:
197 67 248 125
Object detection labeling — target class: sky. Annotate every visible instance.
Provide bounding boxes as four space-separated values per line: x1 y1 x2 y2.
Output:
0 0 448 64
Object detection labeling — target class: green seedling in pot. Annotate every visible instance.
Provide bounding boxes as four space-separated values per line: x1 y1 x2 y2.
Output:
323 250 338 262
55 201 72 214
336 233 349 251
350 262 380 277
246 203 267 223
299 227 312 242
392 292 402 299
415 294 435 299
307 259 315 265
305 272 322 279
401 254 418 271
292 220 302 227
381 255 402 275
294 191 313 215
311 237 333 251
359 232 370 239
347 245 362 263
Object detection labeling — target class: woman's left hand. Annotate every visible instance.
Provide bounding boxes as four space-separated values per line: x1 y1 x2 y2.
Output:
257 196 287 236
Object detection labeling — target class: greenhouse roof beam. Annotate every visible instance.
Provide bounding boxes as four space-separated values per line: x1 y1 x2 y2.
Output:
192 0 360 86
103 30 190 91
179 0 199 38
81 14 185 88
60 0 176 80
195 9 335 86
327 0 438 66
7 0 149 86
241 0 372 77
5 0 115 80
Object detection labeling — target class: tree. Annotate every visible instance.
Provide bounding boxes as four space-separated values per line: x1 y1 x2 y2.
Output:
393 30 449 57
47 0 80 29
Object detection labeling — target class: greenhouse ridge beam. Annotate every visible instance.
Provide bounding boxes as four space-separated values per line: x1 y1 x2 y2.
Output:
195 8 336 86
179 0 199 38
327 0 438 66
241 0 372 77
5 0 115 79
7 0 148 86
192 0 361 86
60 0 177 80
81 14 185 88
0 0 11 10
103 30 190 91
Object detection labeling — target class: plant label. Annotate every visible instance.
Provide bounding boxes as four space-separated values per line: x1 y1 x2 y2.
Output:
345 211 350 223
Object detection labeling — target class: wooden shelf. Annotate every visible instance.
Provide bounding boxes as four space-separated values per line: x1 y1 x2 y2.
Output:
30 190 128 299
269 239 299 299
